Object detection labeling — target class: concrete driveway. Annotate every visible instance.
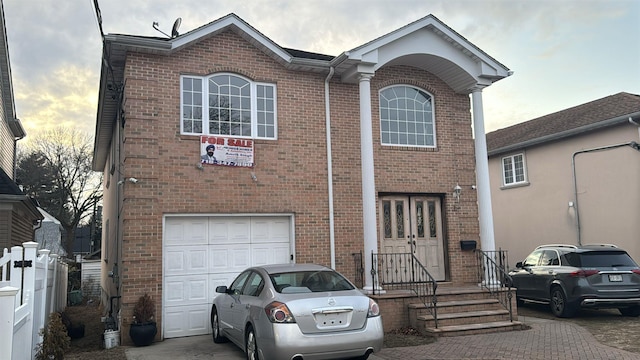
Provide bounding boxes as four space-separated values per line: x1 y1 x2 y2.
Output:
125 316 638 360
124 334 385 360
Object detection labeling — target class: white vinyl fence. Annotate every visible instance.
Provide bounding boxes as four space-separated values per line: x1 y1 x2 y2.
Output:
0 242 69 360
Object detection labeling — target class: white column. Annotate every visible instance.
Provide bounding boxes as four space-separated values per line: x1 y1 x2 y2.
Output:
359 73 378 291
471 88 496 252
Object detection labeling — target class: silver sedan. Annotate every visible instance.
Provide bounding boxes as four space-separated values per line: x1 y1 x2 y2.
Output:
211 263 384 360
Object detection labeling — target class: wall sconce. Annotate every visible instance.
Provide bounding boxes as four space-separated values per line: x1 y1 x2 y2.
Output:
453 184 462 202
250 172 258 182
127 177 139 184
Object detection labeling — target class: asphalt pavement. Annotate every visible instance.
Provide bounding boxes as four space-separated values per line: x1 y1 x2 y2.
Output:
125 316 639 360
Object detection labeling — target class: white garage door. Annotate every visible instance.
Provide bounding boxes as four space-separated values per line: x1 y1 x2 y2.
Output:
163 216 292 338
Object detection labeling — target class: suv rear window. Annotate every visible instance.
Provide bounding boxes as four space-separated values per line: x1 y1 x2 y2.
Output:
566 251 638 268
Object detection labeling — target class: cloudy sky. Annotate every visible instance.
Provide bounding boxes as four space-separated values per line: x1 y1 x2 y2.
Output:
5 0 640 145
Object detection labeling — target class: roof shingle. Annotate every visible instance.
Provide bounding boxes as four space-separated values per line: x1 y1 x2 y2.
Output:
486 92 640 155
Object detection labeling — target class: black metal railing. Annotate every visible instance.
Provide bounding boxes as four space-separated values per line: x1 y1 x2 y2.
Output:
351 251 364 289
371 252 438 328
474 249 514 322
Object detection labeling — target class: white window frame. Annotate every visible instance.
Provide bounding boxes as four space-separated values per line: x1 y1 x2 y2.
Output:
378 85 436 148
502 153 527 186
180 73 277 140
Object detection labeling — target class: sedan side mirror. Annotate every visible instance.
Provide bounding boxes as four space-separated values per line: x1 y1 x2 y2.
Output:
215 285 228 294
515 261 524 269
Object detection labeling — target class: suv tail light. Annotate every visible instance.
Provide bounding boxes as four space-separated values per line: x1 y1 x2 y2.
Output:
265 301 296 323
569 269 600 278
632 269 640 275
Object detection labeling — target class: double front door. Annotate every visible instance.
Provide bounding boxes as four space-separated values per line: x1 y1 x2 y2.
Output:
379 195 446 281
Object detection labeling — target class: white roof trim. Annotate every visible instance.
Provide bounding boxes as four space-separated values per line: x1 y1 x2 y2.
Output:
169 14 292 63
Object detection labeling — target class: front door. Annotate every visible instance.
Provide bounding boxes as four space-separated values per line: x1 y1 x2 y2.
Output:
379 196 446 281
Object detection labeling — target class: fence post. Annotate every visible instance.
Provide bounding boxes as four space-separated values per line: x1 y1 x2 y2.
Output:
0 286 19 360
9 246 24 302
38 249 51 345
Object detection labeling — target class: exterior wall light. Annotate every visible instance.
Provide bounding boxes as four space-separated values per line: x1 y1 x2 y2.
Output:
453 184 462 202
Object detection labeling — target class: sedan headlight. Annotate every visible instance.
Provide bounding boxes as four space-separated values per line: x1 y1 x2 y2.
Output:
265 301 296 323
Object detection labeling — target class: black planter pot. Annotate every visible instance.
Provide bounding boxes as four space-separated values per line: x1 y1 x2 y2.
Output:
129 322 157 346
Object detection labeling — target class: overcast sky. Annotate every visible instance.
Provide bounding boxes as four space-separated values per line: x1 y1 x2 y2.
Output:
5 0 640 144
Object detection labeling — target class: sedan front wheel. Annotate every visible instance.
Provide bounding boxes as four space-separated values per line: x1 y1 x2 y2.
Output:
211 307 228 343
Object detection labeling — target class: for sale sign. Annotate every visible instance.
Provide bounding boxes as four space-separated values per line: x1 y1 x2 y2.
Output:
200 135 254 167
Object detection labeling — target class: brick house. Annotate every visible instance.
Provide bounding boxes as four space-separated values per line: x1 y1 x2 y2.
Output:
0 0 42 251
92 13 513 341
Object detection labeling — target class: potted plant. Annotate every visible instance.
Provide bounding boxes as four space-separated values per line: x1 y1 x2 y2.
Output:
129 293 157 346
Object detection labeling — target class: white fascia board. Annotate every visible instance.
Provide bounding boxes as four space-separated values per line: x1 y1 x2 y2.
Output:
348 14 509 78
169 14 292 63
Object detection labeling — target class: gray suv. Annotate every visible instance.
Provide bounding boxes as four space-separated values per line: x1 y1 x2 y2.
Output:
509 244 640 317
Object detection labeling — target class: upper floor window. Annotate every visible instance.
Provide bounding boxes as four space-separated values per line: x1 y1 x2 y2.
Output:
181 74 276 139
502 153 526 185
379 85 435 147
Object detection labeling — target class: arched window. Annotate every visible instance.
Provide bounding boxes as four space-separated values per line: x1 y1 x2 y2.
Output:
379 85 435 147
181 73 276 139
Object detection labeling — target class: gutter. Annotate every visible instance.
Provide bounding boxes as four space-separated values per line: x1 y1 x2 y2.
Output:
488 111 640 156
324 67 336 269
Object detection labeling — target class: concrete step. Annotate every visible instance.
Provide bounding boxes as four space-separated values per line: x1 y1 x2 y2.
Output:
418 309 511 327
423 320 526 337
409 298 502 314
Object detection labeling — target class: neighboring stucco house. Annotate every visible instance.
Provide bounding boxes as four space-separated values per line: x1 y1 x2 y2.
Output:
92 13 513 341
0 0 42 251
487 92 640 266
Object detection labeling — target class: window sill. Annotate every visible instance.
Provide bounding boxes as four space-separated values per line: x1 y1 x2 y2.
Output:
500 181 530 190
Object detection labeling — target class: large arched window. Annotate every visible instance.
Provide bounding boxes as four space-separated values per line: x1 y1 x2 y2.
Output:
379 85 435 147
181 73 276 139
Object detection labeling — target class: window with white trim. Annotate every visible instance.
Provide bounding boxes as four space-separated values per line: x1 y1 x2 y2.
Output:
181 73 276 139
379 85 435 147
502 153 526 185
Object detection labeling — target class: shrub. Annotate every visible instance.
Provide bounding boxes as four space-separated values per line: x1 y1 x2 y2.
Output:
35 312 71 360
132 293 155 324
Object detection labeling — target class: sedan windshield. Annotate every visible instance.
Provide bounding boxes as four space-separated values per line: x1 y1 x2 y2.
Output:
270 270 355 293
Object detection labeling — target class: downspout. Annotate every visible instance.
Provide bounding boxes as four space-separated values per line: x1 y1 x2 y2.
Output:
572 141 640 245
630 117 640 139
324 67 336 269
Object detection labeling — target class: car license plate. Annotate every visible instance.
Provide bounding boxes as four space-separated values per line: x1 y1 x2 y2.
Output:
609 274 623 282
315 312 348 328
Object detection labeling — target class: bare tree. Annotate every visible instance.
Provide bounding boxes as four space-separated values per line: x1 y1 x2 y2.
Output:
17 127 102 255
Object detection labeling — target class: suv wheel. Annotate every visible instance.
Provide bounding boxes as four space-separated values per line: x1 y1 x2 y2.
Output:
550 287 576 318
619 306 640 317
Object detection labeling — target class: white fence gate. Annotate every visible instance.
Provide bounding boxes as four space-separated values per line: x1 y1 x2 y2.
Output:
0 242 69 360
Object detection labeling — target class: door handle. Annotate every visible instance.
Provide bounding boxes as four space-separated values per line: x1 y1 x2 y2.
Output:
230 303 234 308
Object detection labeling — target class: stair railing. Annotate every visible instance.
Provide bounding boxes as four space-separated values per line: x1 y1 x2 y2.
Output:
474 249 514 322
371 252 438 328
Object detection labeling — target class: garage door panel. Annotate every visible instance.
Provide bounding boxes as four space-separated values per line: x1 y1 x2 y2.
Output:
251 243 291 266
209 217 251 244
251 217 290 243
165 274 208 306
164 245 208 276
165 217 208 245
209 244 251 273
209 274 236 301
164 304 210 338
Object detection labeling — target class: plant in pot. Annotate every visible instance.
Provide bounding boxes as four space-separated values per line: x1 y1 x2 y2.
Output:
129 293 157 346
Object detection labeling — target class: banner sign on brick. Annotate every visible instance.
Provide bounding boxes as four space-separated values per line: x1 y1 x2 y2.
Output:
200 135 254 167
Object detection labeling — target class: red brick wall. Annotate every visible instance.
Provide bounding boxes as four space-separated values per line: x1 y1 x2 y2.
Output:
115 29 481 336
